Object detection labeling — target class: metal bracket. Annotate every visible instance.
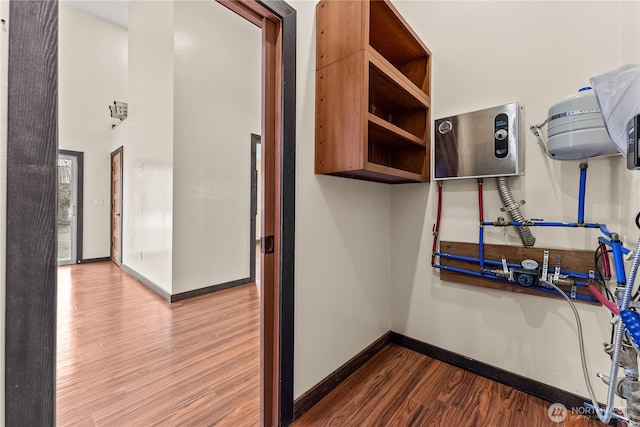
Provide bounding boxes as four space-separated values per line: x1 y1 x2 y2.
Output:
552 256 561 284
571 284 577 300
500 200 526 213
541 250 549 282
501 256 509 274
261 235 275 254
589 270 595 283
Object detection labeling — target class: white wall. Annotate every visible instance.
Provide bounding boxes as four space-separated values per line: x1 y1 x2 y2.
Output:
0 1 8 423
121 1 175 293
390 0 637 400
59 3 128 259
172 0 261 294
292 0 392 399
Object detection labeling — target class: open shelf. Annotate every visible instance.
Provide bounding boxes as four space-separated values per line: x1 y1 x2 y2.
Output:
369 63 427 140
367 114 425 147
367 138 426 175
315 0 430 184
369 0 430 95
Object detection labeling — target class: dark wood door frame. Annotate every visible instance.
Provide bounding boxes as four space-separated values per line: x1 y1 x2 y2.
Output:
58 149 84 264
5 1 296 426
110 146 123 266
216 3 296 425
5 2 58 426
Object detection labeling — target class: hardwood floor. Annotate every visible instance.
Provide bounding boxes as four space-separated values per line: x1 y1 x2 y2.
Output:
293 345 603 427
58 262 602 427
56 262 260 426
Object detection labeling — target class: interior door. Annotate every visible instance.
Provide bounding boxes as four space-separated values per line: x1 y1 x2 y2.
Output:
111 148 122 265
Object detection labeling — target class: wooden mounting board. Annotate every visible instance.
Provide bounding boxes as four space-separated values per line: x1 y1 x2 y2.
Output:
439 241 601 305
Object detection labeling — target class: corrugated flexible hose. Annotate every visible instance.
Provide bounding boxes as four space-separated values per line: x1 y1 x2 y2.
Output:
496 177 536 247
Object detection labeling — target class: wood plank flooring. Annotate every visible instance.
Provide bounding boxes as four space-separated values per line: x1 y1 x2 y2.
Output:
59 262 602 426
293 345 603 427
56 262 260 426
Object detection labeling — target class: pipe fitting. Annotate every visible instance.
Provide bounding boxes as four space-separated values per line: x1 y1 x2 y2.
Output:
555 277 576 287
493 217 509 226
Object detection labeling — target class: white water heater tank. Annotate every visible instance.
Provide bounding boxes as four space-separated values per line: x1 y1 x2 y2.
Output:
547 87 618 160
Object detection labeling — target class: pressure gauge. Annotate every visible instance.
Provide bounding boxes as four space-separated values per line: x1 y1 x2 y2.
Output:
521 259 539 270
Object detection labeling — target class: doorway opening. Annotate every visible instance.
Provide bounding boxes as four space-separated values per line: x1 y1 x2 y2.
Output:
57 150 83 265
5 1 296 426
110 147 123 266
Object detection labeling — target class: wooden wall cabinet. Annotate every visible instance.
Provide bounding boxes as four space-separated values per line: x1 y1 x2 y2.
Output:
315 0 431 184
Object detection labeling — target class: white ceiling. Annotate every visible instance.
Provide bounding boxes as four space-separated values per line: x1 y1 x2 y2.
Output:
64 0 130 28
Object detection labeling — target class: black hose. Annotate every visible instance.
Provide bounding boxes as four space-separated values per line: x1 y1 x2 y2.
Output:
594 247 616 344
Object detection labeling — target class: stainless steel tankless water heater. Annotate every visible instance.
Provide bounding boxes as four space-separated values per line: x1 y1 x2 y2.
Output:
434 103 520 180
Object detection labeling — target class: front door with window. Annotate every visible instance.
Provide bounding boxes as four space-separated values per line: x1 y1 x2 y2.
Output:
57 153 78 265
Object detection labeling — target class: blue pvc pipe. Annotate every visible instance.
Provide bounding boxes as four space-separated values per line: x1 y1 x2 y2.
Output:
600 224 613 236
433 263 486 278
569 272 597 280
482 270 595 301
479 226 485 271
578 164 587 224
435 252 594 280
483 221 600 228
611 239 627 285
599 236 631 255
436 252 519 269
435 264 597 302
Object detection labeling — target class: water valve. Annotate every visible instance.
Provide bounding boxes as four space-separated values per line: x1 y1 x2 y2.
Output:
513 259 540 287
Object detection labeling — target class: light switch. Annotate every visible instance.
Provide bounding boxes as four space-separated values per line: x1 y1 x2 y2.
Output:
94 198 104 206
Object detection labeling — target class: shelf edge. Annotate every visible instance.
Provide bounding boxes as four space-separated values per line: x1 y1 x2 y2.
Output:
366 49 431 106
365 161 429 182
367 113 425 147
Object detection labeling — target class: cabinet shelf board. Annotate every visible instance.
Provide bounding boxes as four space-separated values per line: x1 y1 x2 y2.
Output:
329 169 416 184
368 114 425 147
367 51 429 106
364 161 427 183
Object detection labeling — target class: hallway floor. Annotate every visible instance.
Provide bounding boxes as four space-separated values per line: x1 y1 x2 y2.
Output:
56 262 260 426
